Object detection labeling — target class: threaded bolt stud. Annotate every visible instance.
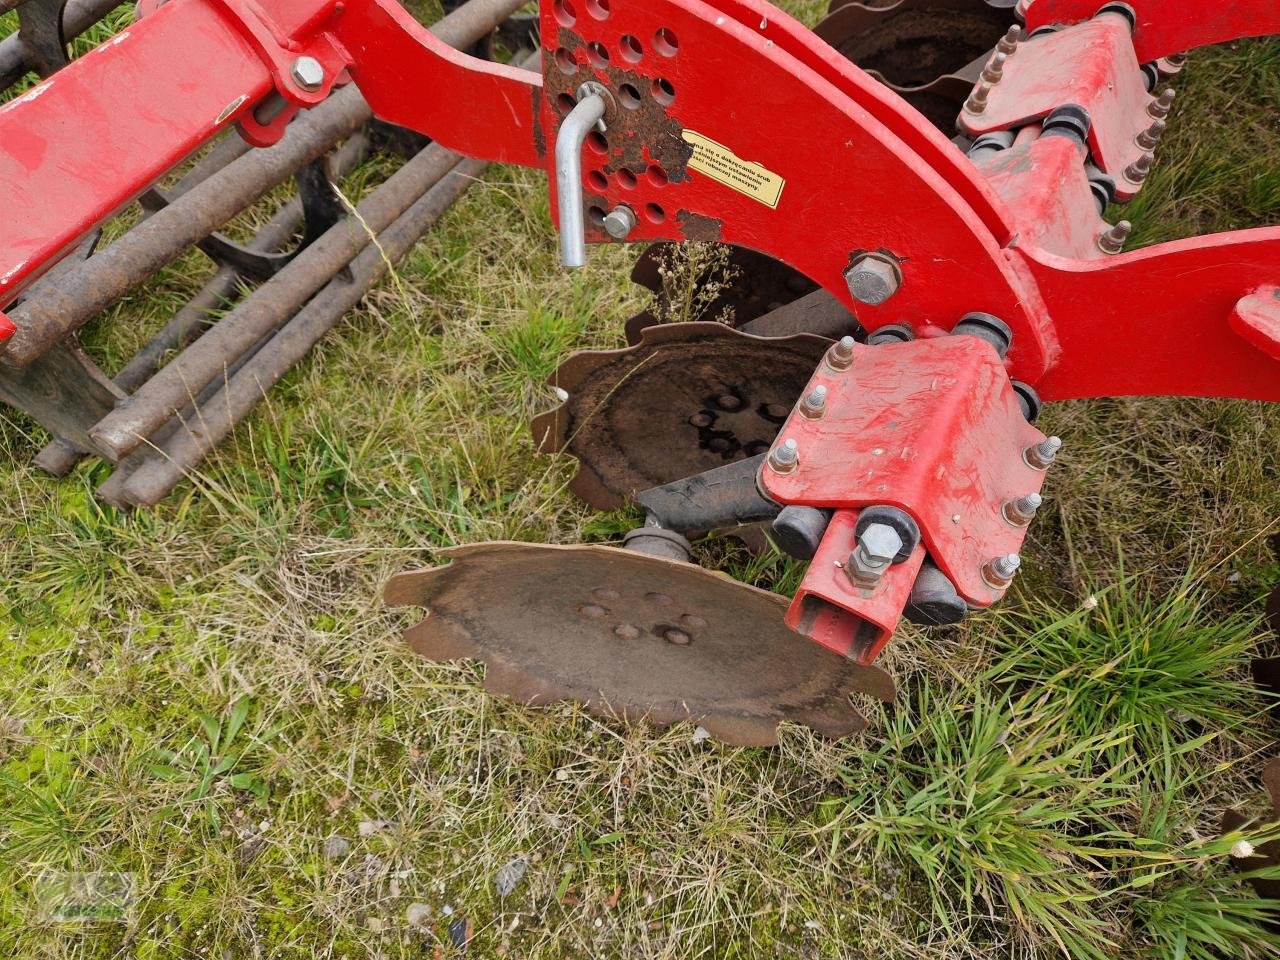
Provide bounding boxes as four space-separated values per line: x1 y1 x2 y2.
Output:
965 80 992 114
800 385 828 418
1124 153 1153 184
1135 119 1166 150
983 553 1022 588
1148 88 1175 119
1002 492 1043 526
1024 436 1062 469
1098 220 1132 255
768 438 799 473
996 25 1022 57
827 335 856 371
981 52 1008 85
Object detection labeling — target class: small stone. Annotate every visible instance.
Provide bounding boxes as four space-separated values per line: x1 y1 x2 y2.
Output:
367 917 385 933
322 835 351 860
1082 595 1099 610
406 903 432 927
554 769 569 782
358 819 386 838
494 856 529 897
691 726 711 745
442 904 455 917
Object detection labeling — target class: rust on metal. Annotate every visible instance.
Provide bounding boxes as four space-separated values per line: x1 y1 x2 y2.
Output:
532 322 829 510
816 0 1015 131
386 542 894 746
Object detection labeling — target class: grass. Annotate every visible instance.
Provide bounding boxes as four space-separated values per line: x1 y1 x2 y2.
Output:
2 3 1280 958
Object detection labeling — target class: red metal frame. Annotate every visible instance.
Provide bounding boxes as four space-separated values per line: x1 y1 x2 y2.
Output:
1024 0 1280 65
1 0 1276 409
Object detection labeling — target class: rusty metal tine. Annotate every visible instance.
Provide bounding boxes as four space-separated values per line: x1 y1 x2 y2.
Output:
0 0 120 90
31 133 372 476
117 157 487 507
88 141 466 461
1 0 526 368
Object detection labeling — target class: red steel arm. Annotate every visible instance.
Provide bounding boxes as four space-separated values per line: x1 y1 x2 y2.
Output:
1025 0 1280 64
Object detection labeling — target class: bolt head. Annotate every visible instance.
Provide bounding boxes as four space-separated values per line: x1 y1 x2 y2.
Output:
859 524 904 566
291 56 325 92
844 254 901 306
602 206 637 239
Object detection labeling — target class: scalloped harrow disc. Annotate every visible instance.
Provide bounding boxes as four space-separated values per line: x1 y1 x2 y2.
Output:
531 322 829 511
816 0 1016 131
385 542 895 746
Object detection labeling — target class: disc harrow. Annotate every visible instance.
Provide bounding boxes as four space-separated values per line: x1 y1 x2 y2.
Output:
2 0 1279 745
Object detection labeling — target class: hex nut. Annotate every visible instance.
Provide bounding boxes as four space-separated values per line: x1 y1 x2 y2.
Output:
291 56 325 92
844 254 902 306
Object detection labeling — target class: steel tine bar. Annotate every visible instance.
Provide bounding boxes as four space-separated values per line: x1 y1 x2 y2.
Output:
117 157 487 507
32 132 371 475
88 140 466 460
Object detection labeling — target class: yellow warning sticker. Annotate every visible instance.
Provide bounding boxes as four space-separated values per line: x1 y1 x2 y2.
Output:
682 130 785 209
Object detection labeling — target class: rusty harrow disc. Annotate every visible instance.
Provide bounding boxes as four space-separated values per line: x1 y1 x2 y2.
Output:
386 541 895 746
532 322 830 511
816 0 1018 131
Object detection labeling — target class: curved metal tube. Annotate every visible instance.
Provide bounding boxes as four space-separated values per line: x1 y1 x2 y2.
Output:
555 94 606 268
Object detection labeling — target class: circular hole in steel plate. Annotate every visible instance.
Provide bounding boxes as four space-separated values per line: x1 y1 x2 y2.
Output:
620 34 643 62
654 27 678 57
554 48 579 75
652 77 676 105
587 41 610 68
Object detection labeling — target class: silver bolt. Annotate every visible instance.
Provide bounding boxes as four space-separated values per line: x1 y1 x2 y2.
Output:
291 56 325 92
1123 153 1153 184
847 523 904 587
1002 492 1043 526
1148 88 1176 119
768 438 799 473
800 385 828 418
1097 220 1132 255
981 52 1008 85
827 335 856 370
1135 119 1166 150
844 254 901 306
964 80 992 115
996 25 1022 57
1024 435 1062 469
1165 51 1189 68
983 553 1022 588
602 206 637 239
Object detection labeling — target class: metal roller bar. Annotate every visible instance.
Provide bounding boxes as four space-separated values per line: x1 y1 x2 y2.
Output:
116 157 488 507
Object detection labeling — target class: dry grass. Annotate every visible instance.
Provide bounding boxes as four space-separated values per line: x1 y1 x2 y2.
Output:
2 4 1280 958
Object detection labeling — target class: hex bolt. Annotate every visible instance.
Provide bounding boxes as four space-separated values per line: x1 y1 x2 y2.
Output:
1148 87 1176 119
1135 119 1166 150
826 335 857 370
981 52 1008 85
767 437 799 473
996 25 1022 57
982 553 1022 589
603 206 637 240
846 523 905 588
964 80 992 114
291 56 326 92
1097 219 1132 255
1002 492 1043 526
800 385 828 419
1024 435 1062 469
1124 153 1153 184
844 254 901 306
